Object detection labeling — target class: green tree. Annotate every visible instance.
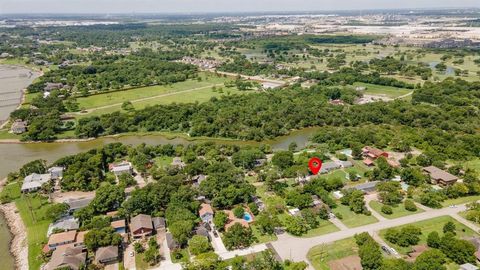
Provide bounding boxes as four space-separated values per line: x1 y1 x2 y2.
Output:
427 231 441 249
84 227 122 251
188 235 212 255
414 249 446 270
222 223 255 250
404 199 417 212
213 211 229 231
284 215 309 236
272 151 294 170
442 221 456 234
233 206 245 218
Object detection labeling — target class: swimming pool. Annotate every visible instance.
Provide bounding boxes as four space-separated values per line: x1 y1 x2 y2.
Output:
243 212 252 222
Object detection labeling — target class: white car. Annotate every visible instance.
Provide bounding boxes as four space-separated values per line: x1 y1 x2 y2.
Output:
129 251 134 257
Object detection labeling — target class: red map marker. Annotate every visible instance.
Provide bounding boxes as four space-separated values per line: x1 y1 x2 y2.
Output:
308 157 323 175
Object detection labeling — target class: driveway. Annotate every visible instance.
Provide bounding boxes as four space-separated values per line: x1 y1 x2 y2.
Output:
123 243 136 270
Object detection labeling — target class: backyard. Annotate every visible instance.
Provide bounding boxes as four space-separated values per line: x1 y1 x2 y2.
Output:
369 200 424 219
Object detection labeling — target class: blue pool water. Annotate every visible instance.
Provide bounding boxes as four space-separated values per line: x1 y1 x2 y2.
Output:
243 212 252 222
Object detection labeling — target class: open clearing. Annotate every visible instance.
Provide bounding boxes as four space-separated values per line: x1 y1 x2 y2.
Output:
378 215 479 255
307 237 358 270
369 200 424 219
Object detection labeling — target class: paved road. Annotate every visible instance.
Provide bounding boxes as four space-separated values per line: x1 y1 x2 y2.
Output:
270 203 474 269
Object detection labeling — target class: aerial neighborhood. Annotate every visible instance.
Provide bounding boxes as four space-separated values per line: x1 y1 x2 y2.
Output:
1 6 480 270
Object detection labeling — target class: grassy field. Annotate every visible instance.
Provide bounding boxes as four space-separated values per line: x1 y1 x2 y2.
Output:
307 237 358 270
153 156 173 168
301 219 340 238
1 182 56 270
369 200 423 219
441 195 480 207
332 204 378 228
16 195 53 270
379 216 479 255
352 82 413 99
76 73 229 110
76 79 251 118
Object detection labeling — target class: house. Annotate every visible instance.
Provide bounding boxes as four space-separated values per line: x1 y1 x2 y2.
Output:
111 220 126 234
47 216 79 236
47 230 77 251
339 160 353 168
195 224 210 239
152 217 166 231
320 161 341 174
109 161 133 176
10 119 27 134
171 157 186 168
350 181 380 194
48 167 64 180
199 203 214 223
44 82 64 92
423 166 458 186
362 146 388 159
363 158 375 167
130 214 153 239
21 173 51 193
460 263 479 270
355 86 366 91
46 245 86 270
74 231 88 248
166 233 179 250
95 246 118 265
66 197 94 214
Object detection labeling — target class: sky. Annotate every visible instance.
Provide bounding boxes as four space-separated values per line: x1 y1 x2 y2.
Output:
1 0 480 14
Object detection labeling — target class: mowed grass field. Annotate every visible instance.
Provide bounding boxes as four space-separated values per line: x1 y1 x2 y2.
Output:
76 73 232 110
352 82 413 99
307 237 358 270
379 216 479 255
369 200 424 219
332 204 378 228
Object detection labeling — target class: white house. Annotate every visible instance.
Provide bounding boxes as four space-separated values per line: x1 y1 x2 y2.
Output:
110 162 133 176
21 173 51 193
48 167 64 180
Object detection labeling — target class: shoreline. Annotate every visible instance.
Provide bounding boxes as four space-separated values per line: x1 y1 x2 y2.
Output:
0 179 28 270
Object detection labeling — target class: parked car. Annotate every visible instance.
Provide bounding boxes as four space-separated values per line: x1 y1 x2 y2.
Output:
381 245 391 254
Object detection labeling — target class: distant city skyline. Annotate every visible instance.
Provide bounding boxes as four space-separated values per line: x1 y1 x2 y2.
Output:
1 0 480 14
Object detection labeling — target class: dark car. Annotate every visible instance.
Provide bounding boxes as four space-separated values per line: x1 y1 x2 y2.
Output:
381 245 391 254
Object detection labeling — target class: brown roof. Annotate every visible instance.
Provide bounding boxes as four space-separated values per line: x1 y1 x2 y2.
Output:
48 230 77 246
130 214 153 232
95 246 118 263
363 146 387 158
106 211 118 217
363 158 375 166
47 245 86 270
111 220 126 229
199 203 213 217
423 166 458 183
75 231 88 245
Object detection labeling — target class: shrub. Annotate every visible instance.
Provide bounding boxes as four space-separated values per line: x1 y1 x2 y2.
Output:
381 205 393 215
404 199 417 212
233 206 245 218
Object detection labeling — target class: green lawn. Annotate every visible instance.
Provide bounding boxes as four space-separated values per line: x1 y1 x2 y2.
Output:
369 200 423 219
379 216 479 255
307 237 358 270
332 204 378 228
464 159 480 173
77 83 251 118
251 225 278 243
135 252 156 270
301 219 340 238
0 130 20 140
352 82 413 98
441 195 480 207
15 194 53 270
171 248 190 264
76 73 229 110
153 156 173 168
